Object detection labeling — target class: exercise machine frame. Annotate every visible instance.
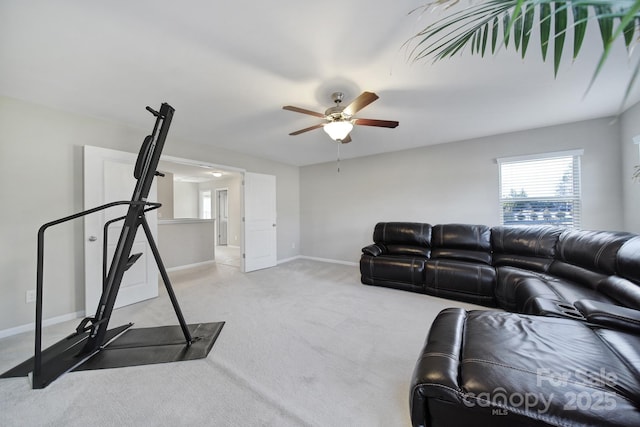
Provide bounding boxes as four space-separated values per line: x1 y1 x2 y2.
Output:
1 103 220 389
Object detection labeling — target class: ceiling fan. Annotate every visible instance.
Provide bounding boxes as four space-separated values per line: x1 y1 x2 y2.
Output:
283 91 399 143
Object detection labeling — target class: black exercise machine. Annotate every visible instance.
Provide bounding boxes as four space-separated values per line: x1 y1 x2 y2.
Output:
1 103 224 389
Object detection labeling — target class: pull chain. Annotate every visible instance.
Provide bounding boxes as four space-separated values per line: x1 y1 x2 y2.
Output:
336 142 341 173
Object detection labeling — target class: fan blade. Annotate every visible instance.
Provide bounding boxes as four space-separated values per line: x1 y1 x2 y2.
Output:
340 134 352 143
353 118 399 128
282 106 326 118
289 123 324 135
343 92 379 116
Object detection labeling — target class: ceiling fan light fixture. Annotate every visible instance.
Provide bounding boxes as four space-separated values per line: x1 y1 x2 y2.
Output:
284 91 397 143
323 120 353 141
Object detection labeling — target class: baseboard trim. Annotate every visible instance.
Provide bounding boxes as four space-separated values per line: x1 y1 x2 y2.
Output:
0 310 84 339
297 256 359 267
277 255 302 265
166 260 216 272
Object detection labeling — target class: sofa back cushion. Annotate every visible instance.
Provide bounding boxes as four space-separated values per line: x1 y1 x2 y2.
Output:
548 230 636 293
491 225 562 272
617 236 640 285
595 236 640 310
373 222 431 257
554 230 635 274
430 224 492 264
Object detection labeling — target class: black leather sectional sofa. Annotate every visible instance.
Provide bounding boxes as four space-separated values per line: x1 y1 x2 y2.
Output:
360 222 640 426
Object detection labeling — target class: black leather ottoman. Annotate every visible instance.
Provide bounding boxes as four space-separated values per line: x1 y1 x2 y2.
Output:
410 308 640 427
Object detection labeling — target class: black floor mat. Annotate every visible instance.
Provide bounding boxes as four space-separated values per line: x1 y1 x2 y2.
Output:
73 322 225 371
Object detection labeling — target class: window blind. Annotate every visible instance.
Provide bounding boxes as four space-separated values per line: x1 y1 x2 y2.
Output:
498 151 582 229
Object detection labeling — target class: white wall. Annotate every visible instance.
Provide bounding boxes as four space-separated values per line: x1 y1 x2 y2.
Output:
300 116 625 263
173 181 199 219
621 101 640 232
156 172 174 219
0 95 300 333
158 220 215 268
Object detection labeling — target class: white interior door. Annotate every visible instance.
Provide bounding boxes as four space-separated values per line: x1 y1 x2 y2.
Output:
243 172 277 272
84 145 159 315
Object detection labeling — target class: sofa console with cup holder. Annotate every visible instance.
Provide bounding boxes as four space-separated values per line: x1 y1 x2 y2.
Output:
360 222 640 426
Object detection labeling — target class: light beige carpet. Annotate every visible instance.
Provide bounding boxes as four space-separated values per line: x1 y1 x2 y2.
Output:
0 259 486 427
214 245 241 267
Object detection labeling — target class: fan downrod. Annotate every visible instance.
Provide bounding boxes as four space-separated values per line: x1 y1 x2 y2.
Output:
331 92 345 105
326 92 346 118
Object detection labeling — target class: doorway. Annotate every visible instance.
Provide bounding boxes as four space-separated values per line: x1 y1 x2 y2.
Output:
84 147 277 318
156 156 276 272
214 186 240 267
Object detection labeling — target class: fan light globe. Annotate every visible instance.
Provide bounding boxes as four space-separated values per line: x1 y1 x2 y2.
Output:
323 120 353 141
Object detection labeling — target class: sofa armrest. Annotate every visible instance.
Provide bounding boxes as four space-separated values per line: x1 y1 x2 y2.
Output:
574 299 640 333
410 308 466 427
362 244 385 256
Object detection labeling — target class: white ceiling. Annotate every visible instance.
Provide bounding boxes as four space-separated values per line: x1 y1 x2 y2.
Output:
157 159 242 183
2 1 639 166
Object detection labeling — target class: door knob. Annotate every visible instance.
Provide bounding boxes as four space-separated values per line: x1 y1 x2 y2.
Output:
88 236 98 242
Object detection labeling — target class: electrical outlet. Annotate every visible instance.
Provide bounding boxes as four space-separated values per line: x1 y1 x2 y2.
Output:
292 243 296 249
26 290 36 304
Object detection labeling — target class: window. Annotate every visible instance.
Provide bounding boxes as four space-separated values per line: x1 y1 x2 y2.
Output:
498 150 582 229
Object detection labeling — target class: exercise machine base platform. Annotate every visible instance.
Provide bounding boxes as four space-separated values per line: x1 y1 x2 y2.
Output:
1 322 224 387
74 322 224 371
1 324 132 388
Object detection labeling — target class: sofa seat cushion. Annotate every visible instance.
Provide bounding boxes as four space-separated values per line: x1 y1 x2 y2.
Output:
425 259 497 306
496 266 617 314
411 308 640 427
360 254 426 293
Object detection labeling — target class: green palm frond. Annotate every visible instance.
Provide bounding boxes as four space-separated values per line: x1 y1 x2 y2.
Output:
405 0 640 104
